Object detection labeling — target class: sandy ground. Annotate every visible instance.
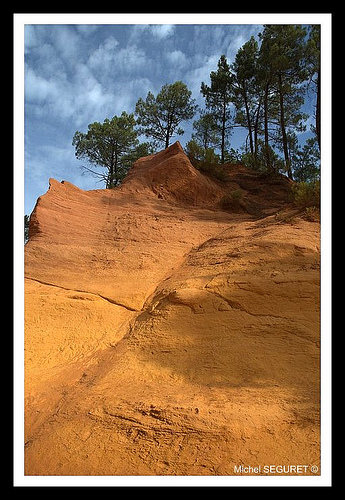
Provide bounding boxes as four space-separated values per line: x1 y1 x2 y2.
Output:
24 142 320 476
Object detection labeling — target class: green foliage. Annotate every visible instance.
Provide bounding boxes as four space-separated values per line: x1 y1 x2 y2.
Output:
224 148 242 164
292 181 320 209
135 81 197 149
185 139 226 182
201 55 234 163
185 139 204 163
303 206 320 222
291 137 320 182
185 139 219 164
219 190 245 212
306 25 321 147
122 142 156 167
198 162 228 182
240 140 285 174
258 25 309 179
232 36 260 165
197 27 319 180
229 189 243 202
72 26 320 188
72 112 138 188
191 111 219 150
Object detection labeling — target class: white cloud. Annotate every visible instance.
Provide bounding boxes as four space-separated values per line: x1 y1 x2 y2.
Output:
128 24 175 43
149 24 175 39
52 25 81 63
26 24 260 155
114 45 148 73
224 25 262 61
112 77 153 115
165 49 188 68
24 23 272 214
25 66 58 103
24 25 39 54
76 25 100 36
87 35 149 83
185 54 219 98
225 34 249 61
25 57 115 128
25 24 264 128
87 36 119 70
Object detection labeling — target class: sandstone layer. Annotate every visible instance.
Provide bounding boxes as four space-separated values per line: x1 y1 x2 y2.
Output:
24 142 320 476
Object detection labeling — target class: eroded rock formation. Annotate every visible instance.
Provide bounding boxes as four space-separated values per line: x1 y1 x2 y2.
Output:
24 142 320 476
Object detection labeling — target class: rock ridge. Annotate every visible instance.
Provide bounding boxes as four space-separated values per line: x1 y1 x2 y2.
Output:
24 142 320 476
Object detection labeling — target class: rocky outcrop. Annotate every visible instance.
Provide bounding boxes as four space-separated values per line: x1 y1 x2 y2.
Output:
24 142 320 476
121 141 226 206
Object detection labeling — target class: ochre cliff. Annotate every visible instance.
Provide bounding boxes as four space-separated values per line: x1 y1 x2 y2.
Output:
24 142 320 476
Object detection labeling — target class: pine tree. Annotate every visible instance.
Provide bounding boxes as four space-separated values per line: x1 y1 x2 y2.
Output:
191 110 219 150
135 81 197 149
258 25 308 179
232 36 260 166
72 112 138 188
201 55 234 163
306 25 321 149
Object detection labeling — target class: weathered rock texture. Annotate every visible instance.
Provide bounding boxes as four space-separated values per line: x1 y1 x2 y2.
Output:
24 142 320 476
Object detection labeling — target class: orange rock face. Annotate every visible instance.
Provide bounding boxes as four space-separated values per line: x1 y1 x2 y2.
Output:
24 142 320 477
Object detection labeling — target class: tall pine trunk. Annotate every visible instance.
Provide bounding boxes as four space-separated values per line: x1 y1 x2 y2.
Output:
253 96 262 167
165 117 172 149
221 99 226 164
263 82 271 171
316 70 320 149
278 73 293 180
243 84 254 161
107 143 115 188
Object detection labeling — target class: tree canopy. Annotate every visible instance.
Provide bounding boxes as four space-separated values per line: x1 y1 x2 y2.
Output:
72 25 320 188
72 112 139 188
201 55 234 164
135 81 197 149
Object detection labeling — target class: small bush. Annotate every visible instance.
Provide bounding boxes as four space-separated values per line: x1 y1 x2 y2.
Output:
198 161 228 182
219 190 245 212
292 181 320 209
186 140 227 182
304 206 320 222
229 189 243 202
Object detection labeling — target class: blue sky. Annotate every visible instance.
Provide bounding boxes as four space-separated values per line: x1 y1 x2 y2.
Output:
24 23 266 214
24 21 317 215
